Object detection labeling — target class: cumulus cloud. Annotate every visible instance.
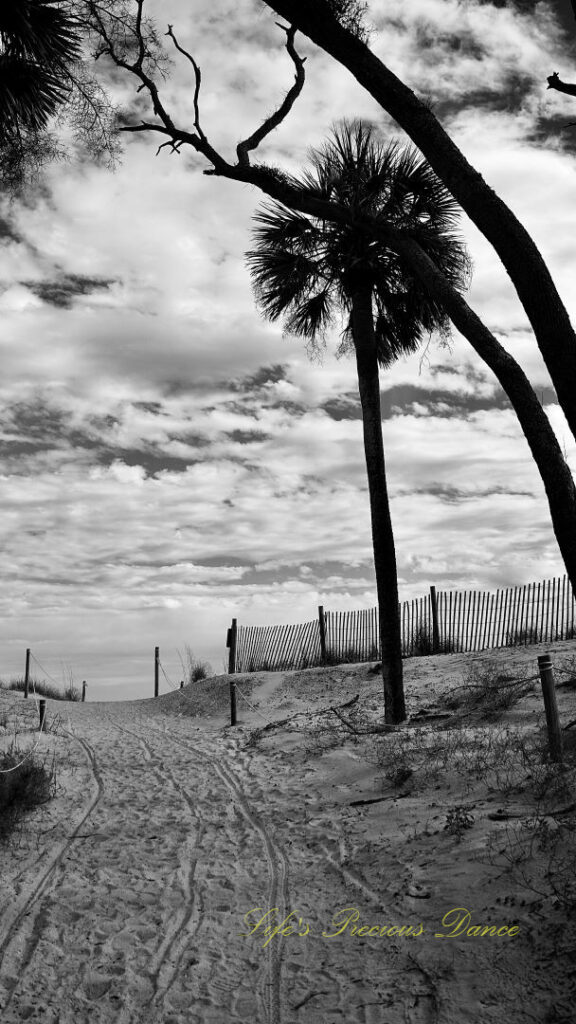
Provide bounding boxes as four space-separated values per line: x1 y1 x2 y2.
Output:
1 0 574 696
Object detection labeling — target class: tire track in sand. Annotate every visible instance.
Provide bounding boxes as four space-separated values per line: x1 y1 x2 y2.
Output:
138 719 290 1024
0 735 103 1012
103 716 207 1011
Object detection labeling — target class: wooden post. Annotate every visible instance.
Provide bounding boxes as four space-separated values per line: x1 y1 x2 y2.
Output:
430 586 440 654
227 618 237 675
226 619 238 726
180 680 184 690
318 605 327 664
154 646 159 698
230 677 237 727
24 648 31 699
82 681 87 702
39 699 46 732
537 654 564 764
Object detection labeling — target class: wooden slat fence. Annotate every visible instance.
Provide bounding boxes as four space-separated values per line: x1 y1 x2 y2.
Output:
230 574 576 673
235 617 322 673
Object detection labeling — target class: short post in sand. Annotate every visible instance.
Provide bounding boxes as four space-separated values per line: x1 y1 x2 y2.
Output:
24 647 31 699
180 680 184 690
154 646 159 698
430 586 440 654
227 618 238 726
537 653 564 764
39 699 46 732
82 680 87 702
318 605 327 664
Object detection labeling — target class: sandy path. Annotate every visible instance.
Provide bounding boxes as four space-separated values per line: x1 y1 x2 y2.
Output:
2 647 575 1024
0 696 442 1024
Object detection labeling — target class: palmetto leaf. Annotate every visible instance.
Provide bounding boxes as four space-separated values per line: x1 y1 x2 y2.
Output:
0 54 70 132
251 203 322 253
284 288 334 339
246 245 325 323
0 0 79 140
0 1 80 67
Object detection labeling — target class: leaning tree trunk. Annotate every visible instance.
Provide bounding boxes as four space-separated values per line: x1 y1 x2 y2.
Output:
395 235 576 600
262 0 576 443
350 285 406 725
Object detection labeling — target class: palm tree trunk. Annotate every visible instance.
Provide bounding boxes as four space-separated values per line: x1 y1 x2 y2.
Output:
262 0 576 443
395 236 576 599
350 284 406 725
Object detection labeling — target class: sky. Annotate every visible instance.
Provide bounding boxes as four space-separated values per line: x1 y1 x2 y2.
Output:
1 0 576 700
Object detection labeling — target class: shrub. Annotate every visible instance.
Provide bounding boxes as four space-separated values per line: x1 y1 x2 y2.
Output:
444 805 475 840
0 749 56 844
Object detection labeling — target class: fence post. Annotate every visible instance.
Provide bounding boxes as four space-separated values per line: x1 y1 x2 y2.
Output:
227 619 237 675
180 680 184 690
39 699 46 732
82 681 87 702
229 677 237 727
154 646 159 698
24 648 31 699
537 654 564 764
318 606 327 664
430 586 440 654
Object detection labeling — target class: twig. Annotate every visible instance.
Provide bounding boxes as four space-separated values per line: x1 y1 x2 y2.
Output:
166 25 205 141
253 693 360 735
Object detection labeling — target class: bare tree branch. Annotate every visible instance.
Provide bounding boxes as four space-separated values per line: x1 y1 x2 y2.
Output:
165 25 205 141
236 24 306 166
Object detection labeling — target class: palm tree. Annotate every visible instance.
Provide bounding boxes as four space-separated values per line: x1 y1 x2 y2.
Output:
0 0 80 186
246 121 469 724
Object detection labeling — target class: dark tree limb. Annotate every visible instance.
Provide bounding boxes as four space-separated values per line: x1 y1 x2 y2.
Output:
547 72 576 96
236 24 306 166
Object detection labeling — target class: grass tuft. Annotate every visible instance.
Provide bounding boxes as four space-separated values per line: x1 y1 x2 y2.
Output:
178 645 213 685
0 749 56 844
6 677 80 701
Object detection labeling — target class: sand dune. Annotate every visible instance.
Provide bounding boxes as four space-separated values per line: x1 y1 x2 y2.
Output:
1 641 576 1023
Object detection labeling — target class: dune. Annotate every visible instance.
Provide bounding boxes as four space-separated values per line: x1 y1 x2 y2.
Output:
1 639 575 1023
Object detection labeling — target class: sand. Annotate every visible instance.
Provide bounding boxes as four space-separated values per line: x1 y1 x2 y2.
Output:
1 640 576 1023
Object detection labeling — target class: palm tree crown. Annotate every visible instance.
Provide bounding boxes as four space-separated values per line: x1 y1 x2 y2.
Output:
246 120 470 363
0 1 80 140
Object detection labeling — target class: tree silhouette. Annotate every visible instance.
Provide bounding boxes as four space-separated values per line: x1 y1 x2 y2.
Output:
246 122 469 722
0 1 115 190
255 0 576 446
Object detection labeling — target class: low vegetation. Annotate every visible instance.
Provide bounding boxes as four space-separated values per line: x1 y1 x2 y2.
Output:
179 645 213 685
5 677 80 701
0 747 56 844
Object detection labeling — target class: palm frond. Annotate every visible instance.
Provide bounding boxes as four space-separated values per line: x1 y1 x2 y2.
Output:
0 1 80 68
0 54 71 133
251 203 320 253
246 246 324 322
284 288 334 339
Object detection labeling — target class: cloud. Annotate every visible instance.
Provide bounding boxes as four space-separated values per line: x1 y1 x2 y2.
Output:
1 0 575 697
